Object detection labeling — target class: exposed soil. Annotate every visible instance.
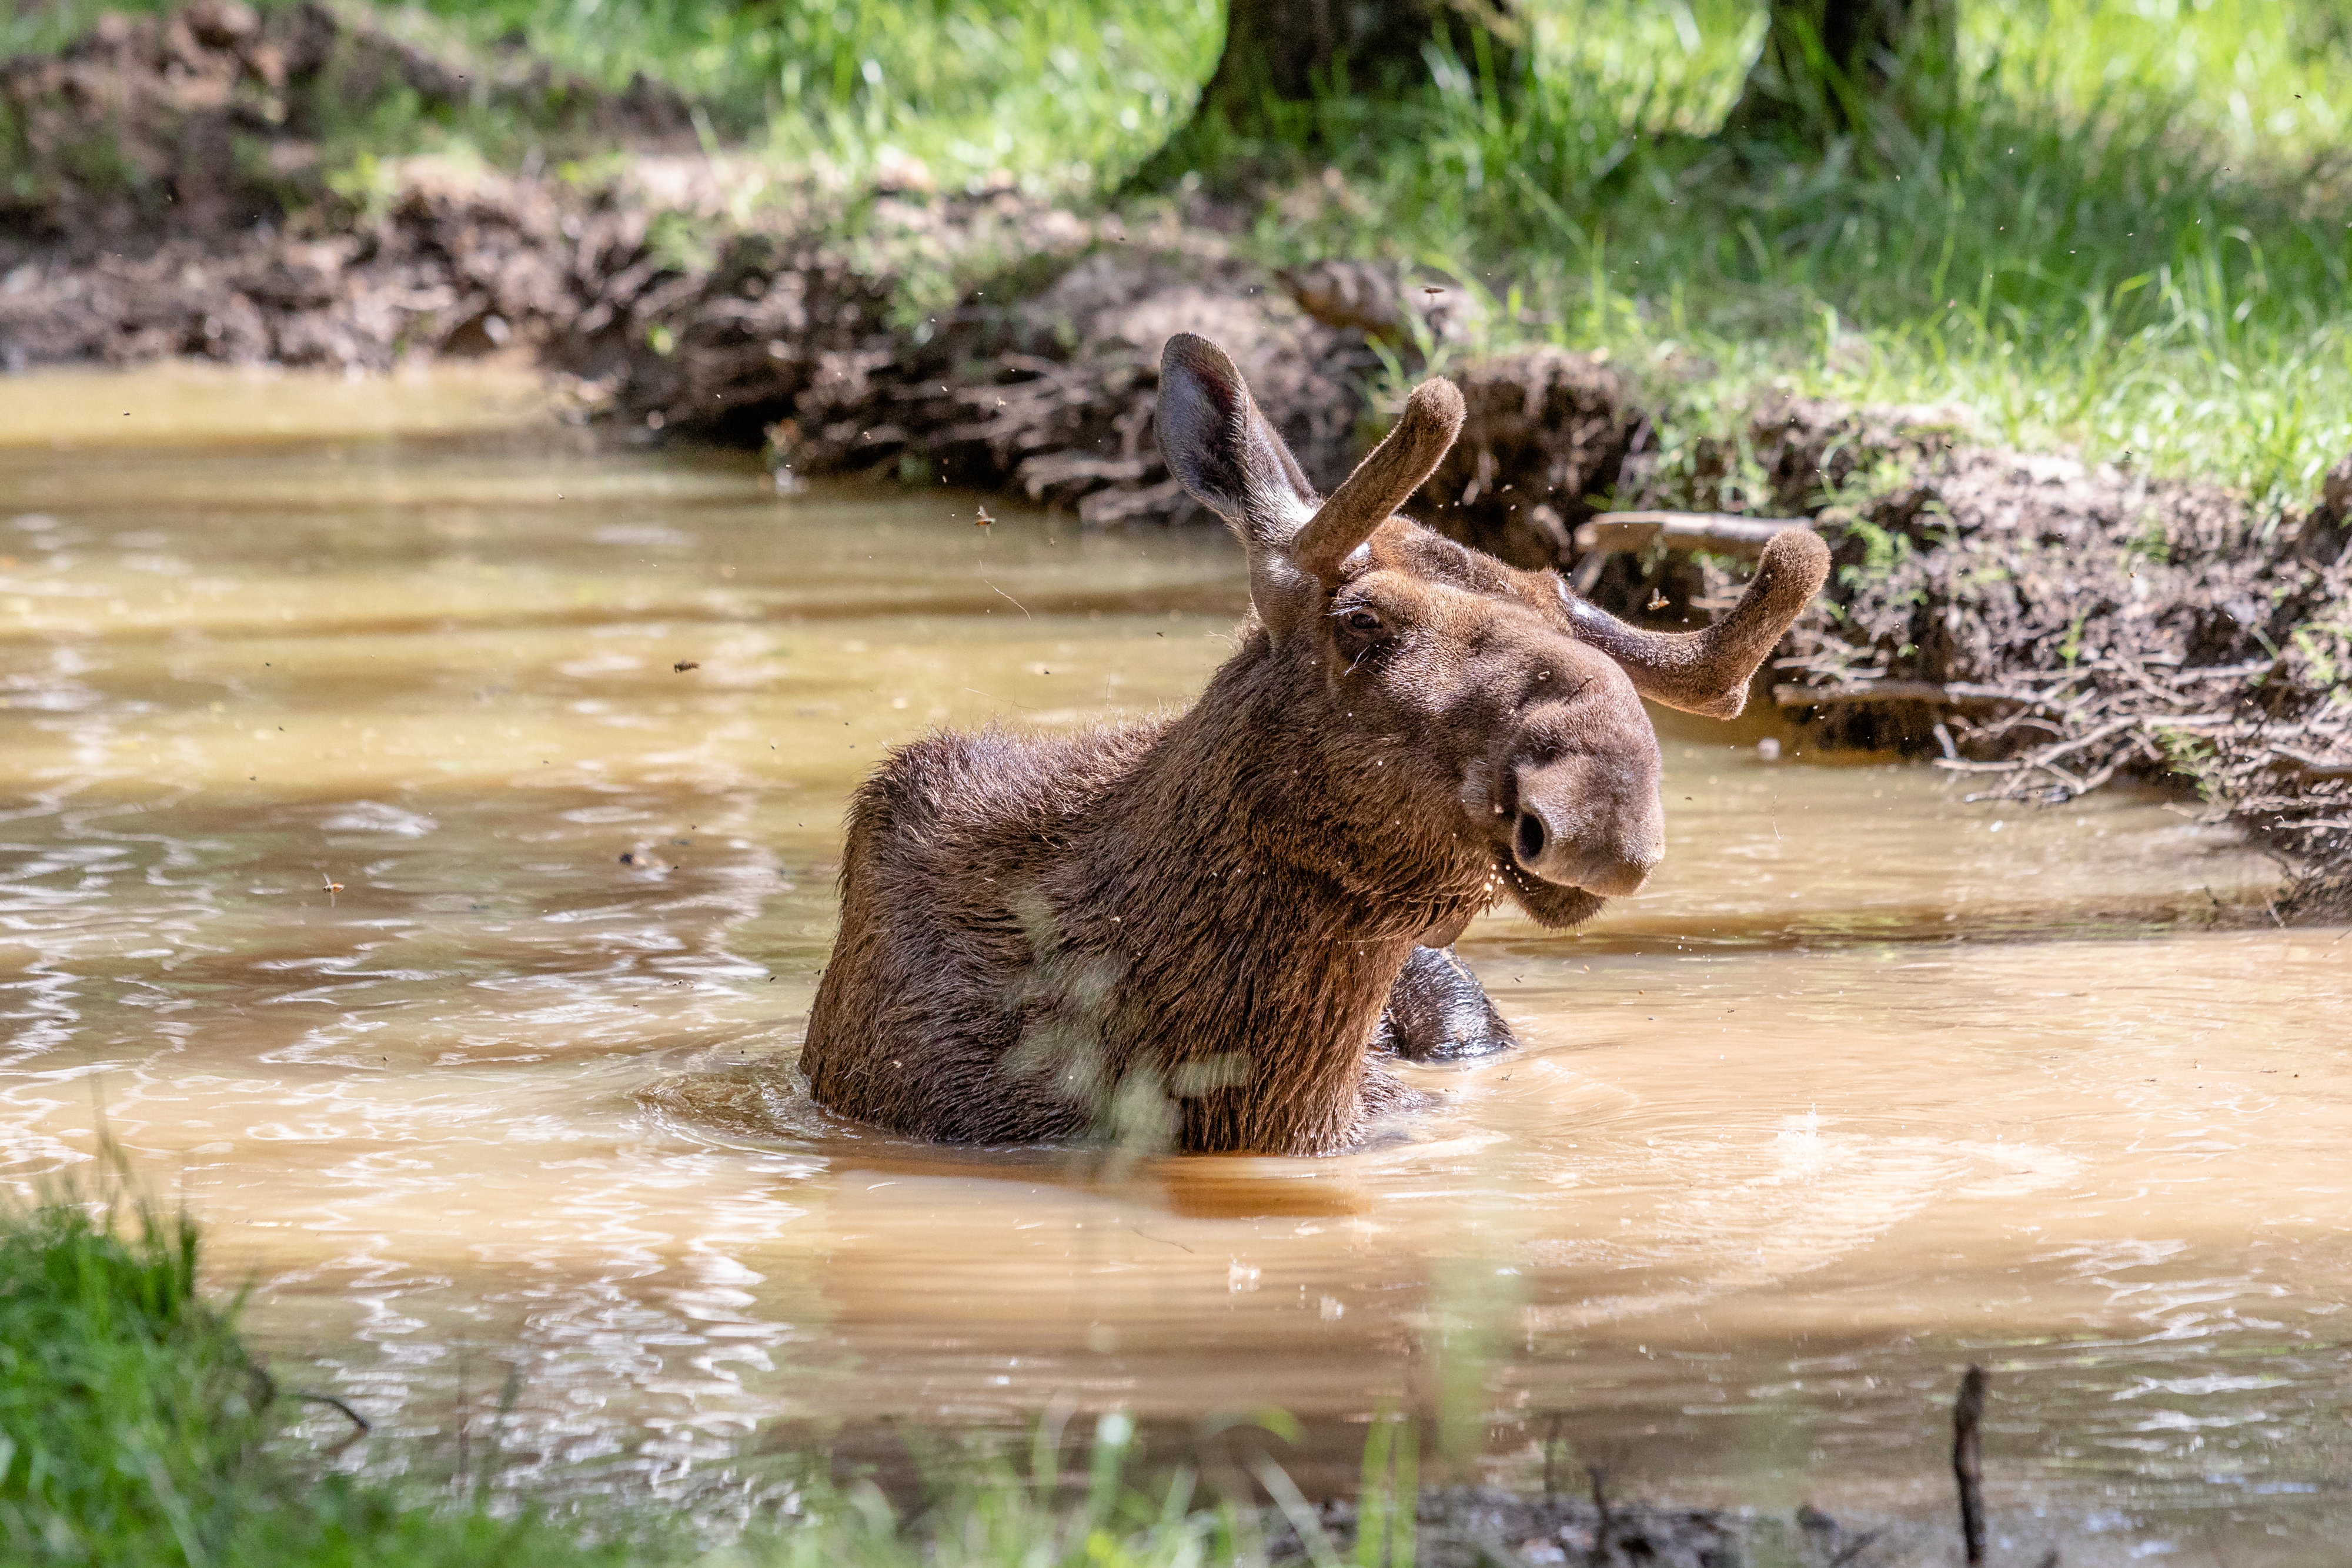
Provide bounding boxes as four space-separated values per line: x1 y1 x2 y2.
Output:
0 0 694 246
2 5 2346 914
1267 1487 1753 1568
1763 423 2351 918
0 0 691 367
1259 1485 1965 1567
759 242 1386 509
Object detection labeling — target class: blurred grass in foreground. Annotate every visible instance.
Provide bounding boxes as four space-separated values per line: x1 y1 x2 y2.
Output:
0 1185 1269 1566
0 1182 635 1566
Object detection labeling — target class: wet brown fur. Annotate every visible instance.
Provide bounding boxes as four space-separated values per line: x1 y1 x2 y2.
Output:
801 336 1828 1156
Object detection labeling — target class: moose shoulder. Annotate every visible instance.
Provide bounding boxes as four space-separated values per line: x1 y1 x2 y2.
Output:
801 334 1829 1156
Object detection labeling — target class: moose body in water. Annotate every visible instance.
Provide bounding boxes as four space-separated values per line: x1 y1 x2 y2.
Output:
801 334 1828 1155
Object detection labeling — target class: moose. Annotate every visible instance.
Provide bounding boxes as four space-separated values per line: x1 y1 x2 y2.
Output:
800 334 1828 1156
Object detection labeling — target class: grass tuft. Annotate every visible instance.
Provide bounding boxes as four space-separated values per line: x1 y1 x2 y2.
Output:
0 1186 257 1566
0 1176 639 1567
0 1184 1272 1566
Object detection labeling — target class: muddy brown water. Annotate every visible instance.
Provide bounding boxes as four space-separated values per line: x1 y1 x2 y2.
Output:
4 366 2349 1563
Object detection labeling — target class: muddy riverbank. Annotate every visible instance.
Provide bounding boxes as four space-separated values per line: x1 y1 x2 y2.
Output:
3 5 2346 909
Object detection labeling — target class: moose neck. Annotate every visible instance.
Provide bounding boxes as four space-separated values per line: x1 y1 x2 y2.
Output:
1067 630 1491 1154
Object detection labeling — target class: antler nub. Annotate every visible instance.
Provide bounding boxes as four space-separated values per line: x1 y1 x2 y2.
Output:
1289 378 1466 583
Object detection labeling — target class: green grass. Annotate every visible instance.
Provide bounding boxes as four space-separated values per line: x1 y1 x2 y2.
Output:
0 1184 1289 1567
429 0 2352 511
0 1188 245 1563
6 0 2348 509
457 0 1220 194
0 1182 646 1566
0 0 1220 195
1239 0 2352 514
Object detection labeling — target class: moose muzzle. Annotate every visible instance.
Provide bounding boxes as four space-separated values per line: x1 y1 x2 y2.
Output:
1500 703 1665 898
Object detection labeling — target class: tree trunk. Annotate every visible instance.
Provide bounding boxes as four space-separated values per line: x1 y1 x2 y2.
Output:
1192 0 1522 132
1725 0 1958 145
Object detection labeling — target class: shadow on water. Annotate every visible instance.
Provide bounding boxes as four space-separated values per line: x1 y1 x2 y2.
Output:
639 1059 1376 1222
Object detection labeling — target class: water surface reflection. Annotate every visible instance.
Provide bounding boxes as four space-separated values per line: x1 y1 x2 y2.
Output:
2 367 2346 1564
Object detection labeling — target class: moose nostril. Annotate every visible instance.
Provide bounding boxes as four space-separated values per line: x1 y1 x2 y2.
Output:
1514 809 1548 867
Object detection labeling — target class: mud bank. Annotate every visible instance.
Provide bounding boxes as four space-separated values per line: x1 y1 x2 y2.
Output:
1267 1486 1798 1567
4 9 2345 912
1755 412 2352 917
0 0 962 394
743 269 2351 912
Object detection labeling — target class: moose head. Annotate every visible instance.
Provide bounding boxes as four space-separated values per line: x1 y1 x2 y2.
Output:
1155 332 1829 934
799 334 1829 1156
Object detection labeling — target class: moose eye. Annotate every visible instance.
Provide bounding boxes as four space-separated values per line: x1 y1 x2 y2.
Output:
1342 608 1384 634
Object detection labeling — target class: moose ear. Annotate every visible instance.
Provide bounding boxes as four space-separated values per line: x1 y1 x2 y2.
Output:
1157 334 1318 551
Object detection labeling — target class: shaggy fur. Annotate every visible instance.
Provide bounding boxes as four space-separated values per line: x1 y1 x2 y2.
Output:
801 335 1828 1155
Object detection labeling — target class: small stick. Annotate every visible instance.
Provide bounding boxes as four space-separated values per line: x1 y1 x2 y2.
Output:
1953 1365 1987 1566
295 1391 372 1435
1586 1464 1613 1567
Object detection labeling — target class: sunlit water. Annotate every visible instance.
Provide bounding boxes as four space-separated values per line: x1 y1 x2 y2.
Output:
4 366 2348 1563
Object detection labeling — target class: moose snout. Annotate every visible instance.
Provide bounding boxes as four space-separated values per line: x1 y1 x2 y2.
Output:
1509 795 1660 896
1503 732 1665 898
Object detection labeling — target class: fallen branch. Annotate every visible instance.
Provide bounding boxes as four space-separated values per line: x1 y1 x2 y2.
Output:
1775 646 2350 898
1573 511 1809 557
1776 680 1977 708
1569 512 1812 591
295 1391 373 1436
2275 747 2352 780
1771 676 2104 713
